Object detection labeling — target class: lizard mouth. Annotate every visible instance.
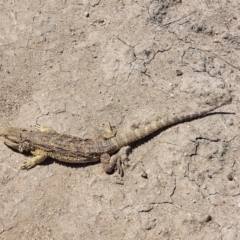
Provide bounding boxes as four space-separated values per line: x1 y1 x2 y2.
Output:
0 127 24 151
3 139 20 150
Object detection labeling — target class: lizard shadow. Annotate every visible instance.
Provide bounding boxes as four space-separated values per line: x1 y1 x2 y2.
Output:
45 159 99 169
50 160 100 169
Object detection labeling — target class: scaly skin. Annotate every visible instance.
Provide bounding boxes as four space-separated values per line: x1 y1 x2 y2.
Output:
0 99 233 175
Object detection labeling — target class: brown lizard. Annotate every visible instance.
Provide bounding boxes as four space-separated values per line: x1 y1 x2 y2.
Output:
0 99 233 176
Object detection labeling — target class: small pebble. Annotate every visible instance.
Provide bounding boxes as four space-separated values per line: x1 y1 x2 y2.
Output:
141 170 148 179
176 70 183 76
205 215 212 222
227 174 233 181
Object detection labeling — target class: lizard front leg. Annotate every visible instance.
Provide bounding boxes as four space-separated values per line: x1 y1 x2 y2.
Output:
35 124 56 133
100 146 131 176
21 149 48 169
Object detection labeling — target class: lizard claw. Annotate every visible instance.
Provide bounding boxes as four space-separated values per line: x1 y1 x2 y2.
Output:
116 158 124 177
101 122 117 139
21 159 33 170
35 124 56 133
112 146 131 177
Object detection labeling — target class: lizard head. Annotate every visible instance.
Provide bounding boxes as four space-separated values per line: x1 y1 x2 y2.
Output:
0 127 30 152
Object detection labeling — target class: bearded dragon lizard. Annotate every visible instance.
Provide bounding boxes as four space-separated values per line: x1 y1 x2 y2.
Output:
0 99 233 175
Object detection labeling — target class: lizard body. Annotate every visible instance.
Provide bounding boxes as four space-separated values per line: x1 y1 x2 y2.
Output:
0 99 232 175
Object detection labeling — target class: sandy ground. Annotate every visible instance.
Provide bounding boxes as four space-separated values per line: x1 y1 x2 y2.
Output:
0 0 240 239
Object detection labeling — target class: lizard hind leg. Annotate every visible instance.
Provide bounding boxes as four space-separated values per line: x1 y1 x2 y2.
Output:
21 149 48 170
100 146 131 176
101 122 117 139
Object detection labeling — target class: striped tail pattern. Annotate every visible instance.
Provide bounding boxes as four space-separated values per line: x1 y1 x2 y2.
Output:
109 98 232 149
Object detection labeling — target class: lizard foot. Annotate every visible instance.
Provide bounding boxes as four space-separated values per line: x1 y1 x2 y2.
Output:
101 122 117 139
35 124 56 133
21 152 47 170
100 146 131 176
22 158 36 170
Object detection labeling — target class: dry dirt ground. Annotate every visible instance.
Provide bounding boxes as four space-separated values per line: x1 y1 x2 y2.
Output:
0 0 240 239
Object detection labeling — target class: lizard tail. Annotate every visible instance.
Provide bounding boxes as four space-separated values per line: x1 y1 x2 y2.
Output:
110 98 232 148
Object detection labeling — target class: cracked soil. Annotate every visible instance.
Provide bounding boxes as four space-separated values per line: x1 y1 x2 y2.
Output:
0 0 240 239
